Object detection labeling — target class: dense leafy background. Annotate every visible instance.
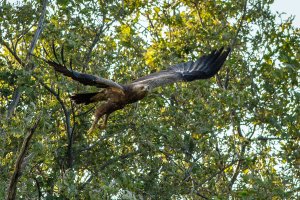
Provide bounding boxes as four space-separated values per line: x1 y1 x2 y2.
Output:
1 0 299 199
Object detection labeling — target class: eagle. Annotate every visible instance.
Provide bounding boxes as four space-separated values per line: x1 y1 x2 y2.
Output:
45 47 230 132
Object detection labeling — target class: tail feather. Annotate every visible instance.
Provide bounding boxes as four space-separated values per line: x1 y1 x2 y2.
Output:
71 92 99 105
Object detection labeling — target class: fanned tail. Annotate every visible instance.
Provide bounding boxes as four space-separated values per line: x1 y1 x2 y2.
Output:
70 92 99 105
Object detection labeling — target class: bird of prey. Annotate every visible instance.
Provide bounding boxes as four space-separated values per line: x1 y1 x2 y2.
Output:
45 47 230 132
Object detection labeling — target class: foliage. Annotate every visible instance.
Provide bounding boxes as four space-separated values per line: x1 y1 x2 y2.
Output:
0 0 299 199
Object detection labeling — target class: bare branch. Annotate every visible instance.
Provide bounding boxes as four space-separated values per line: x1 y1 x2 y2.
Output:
6 87 21 119
33 75 74 168
1 40 25 119
6 117 40 200
26 0 48 63
33 75 71 136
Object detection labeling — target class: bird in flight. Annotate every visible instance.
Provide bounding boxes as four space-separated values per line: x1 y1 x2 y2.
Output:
45 47 230 132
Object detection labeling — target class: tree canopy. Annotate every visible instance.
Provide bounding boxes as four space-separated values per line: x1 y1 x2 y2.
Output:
0 0 299 199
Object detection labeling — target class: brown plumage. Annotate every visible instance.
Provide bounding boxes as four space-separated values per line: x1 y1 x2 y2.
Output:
45 47 231 132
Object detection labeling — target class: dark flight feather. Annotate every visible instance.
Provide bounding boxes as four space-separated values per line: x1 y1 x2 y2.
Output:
45 60 124 90
130 47 231 89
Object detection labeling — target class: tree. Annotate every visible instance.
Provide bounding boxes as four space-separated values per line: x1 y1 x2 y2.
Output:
1 0 299 199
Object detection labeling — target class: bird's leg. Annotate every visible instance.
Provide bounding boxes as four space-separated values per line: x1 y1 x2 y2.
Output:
98 114 109 129
87 101 121 133
87 104 108 133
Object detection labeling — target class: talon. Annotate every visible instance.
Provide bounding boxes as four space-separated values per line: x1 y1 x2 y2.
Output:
98 114 109 130
98 123 106 130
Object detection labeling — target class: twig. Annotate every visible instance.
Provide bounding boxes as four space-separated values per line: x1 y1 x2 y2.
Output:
83 25 104 69
252 137 298 141
228 142 246 190
224 67 230 90
230 0 248 49
15 23 36 49
197 158 244 186
146 14 160 41
0 39 25 66
228 109 247 190
193 1 206 29
6 117 40 200
75 105 95 117
195 191 209 200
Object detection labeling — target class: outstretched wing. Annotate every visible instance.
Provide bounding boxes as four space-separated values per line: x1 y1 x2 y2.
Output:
129 47 230 89
45 60 124 90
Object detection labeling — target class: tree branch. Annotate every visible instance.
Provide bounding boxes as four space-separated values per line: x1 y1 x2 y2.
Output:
1 38 25 120
230 0 248 49
3 0 48 119
228 109 247 190
251 136 298 141
6 87 21 119
32 177 42 200
34 75 71 136
82 12 116 71
196 158 244 187
34 75 73 168
193 1 206 29
6 117 40 200
26 0 48 63
0 39 25 67
228 141 246 190
83 25 104 69
146 14 160 41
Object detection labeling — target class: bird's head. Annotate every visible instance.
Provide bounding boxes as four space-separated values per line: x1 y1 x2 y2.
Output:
132 84 151 95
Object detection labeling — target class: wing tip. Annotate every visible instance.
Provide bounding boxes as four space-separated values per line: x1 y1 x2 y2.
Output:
200 46 231 78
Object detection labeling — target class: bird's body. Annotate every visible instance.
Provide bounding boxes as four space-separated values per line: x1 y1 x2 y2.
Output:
45 47 230 132
71 85 149 131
